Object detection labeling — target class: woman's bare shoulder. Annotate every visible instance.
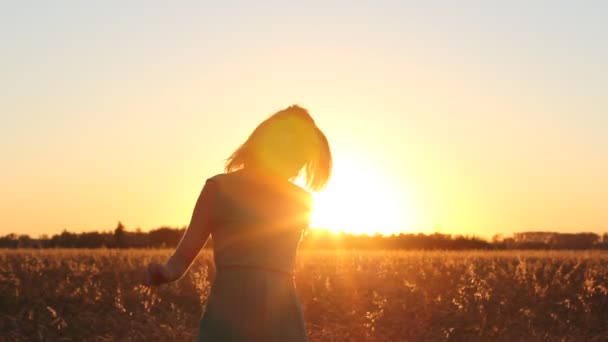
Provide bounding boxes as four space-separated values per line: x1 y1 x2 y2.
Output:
205 171 251 194
206 172 229 183
206 171 243 184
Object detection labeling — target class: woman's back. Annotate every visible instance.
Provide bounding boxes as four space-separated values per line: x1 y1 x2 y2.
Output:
209 170 311 274
198 170 311 341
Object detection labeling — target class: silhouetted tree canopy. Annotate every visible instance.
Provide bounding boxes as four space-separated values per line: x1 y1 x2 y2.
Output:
0 223 606 250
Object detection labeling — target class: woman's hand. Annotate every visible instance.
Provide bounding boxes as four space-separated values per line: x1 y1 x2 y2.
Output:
142 262 172 286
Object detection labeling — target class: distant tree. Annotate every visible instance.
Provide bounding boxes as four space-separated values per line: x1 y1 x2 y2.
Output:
548 232 599 249
491 234 503 243
0 233 18 248
490 234 507 249
54 230 78 247
128 228 150 248
114 222 126 248
79 231 104 248
148 227 184 248
17 235 32 248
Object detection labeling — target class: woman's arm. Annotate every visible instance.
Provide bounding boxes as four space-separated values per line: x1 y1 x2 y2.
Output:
144 179 218 285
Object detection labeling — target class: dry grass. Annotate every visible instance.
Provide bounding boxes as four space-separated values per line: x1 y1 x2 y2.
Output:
1 249 608 341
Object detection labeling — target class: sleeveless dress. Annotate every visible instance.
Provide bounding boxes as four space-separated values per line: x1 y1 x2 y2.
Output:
197 171 311 342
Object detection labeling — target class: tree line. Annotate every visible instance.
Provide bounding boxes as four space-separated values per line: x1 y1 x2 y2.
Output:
1 222 607 250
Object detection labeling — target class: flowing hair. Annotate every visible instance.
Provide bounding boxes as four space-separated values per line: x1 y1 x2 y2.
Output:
225 105 332 191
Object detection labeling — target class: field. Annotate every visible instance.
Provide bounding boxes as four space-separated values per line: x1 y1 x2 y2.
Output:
1 249 608 341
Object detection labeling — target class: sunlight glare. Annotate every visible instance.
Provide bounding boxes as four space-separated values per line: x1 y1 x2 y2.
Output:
308 162 411 236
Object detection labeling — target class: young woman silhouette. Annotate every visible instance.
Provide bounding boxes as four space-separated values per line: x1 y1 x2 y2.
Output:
143 105 332 341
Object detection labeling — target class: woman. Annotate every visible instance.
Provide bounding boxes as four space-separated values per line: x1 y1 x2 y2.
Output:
143 105 332 341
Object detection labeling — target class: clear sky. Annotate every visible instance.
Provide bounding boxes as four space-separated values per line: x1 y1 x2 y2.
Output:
1 1 607 238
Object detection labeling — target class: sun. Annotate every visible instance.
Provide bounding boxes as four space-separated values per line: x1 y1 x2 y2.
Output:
307 162 411 236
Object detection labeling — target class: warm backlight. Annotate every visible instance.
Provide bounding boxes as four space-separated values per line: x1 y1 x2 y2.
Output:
308 162 410 236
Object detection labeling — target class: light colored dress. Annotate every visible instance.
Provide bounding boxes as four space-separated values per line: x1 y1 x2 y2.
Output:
196 171 311 341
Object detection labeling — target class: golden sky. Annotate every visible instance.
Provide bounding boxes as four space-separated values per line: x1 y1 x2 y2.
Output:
1 2 607 238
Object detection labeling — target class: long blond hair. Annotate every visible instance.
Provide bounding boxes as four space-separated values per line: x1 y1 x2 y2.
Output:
225 105 332 191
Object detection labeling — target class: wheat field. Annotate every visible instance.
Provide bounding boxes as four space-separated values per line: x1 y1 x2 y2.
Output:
1 249 607 341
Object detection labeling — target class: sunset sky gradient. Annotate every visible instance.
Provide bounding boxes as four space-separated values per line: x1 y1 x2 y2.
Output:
1 1 606 237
